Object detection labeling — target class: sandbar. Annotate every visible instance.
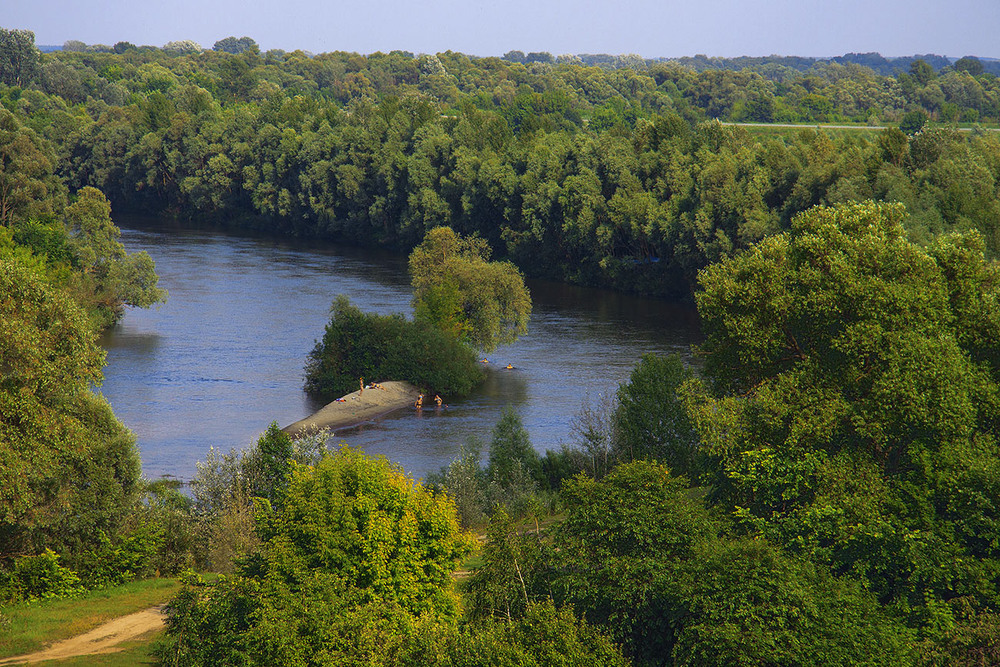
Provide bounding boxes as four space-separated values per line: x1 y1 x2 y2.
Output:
282 380 421 437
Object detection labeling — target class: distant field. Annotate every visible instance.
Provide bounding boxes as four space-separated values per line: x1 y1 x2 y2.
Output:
727 122 998 139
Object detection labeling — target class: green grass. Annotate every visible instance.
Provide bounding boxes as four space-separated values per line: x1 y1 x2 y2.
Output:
25 632 165 666
0 577 180 660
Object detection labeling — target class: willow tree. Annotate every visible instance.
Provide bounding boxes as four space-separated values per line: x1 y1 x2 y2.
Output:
64 186 167 326
409 226 531 352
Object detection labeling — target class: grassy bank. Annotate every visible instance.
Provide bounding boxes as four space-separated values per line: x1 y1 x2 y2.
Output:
0 578 180 659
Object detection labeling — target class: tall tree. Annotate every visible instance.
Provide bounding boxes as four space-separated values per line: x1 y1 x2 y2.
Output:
0 28 39 88
685 200 1000 622
212 36 258 54
0 108 56 226
409 226 531 352
612 353 698 475
0 258 141 560
64 186 167 324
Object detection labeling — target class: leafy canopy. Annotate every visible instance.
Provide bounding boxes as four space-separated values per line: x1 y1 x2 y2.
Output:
409 226 531 352
304 295 482 400
0 257 141 561
686 200 1000 619
548 461 912 666
161 447 476 664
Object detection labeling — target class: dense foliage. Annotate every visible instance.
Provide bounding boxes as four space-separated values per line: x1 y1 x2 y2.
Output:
0 253 173 601
612 353 697 475
544 462 914 666
159 447 629 667
303 295 484 401
684 201 1000 650
1 30 999 299
9 27 1000 663
409 226 531 352
0 258 140 563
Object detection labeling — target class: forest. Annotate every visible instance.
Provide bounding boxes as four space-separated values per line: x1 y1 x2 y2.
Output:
0 29 999 296
4 27 1000 665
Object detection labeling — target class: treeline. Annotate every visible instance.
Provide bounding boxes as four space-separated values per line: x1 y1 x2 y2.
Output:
12 31 1000 124
2 29 1000 297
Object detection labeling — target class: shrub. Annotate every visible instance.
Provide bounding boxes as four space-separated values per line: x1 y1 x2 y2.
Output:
0 549 84 602
74 524 164 588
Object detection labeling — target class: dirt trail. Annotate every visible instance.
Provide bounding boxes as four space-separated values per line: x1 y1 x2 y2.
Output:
0 606 166 665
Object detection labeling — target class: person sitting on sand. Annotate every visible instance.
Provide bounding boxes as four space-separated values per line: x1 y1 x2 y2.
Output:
415 393 424 408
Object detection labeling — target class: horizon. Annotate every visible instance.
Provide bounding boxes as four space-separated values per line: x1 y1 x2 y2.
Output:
27 41 1000 63
5 0 999 62
26 42 996 64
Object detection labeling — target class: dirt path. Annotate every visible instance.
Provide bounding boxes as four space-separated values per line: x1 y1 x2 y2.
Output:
0 606 166 665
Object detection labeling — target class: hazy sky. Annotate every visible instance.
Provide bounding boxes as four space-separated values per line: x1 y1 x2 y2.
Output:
5 0 999 59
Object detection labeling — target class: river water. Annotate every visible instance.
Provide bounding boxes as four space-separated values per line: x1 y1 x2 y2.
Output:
98 223 701 483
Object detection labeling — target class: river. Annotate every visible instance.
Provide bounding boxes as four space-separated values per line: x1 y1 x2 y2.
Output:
98 222 701 483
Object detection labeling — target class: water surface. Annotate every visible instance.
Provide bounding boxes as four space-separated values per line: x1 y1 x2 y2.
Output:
99 223 701 482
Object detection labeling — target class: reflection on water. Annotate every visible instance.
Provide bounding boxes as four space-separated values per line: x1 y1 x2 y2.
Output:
99 222 701 483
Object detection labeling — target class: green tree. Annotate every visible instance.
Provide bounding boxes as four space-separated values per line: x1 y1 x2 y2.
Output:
0 28 39 87
0 108 57 226
64 186 167 324
0 257 142 561
487 407 541 490
900 109 929 135
465 508 544 622
485 407 542 516
953 56 984 77
612 353 698 476
160 447 475 664
909 59 936 86
549 461 914 666
213 36 259 54
409 226 531 352
303 295 483 401
685 201 1000 624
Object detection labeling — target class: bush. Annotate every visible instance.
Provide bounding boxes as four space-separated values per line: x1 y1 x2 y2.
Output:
428 409 552 528
158 448 476 665
0 550 84 603
192 422 329 516
74 524 164 588
190 423 331 572
304 296 484 401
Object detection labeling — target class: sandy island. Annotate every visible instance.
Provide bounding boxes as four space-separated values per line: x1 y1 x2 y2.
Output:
282 380 422 437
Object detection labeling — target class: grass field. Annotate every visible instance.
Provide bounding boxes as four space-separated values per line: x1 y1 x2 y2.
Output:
0 578 180 661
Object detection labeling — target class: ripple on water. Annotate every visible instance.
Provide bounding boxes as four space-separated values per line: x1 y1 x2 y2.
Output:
100 223 701 483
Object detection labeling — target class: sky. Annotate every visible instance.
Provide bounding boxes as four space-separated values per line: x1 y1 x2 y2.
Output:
5 0 1000 60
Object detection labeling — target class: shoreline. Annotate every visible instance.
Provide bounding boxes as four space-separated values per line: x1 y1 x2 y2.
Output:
282 380 421 437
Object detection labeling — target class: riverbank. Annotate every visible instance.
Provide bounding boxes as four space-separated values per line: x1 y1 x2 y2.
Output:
282 381 421 437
